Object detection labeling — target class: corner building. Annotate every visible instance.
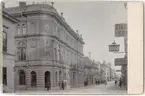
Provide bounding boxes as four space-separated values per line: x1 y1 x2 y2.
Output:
5 2 85 90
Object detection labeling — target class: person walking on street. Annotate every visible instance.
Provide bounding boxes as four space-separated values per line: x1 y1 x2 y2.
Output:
62 81 64 90
59 81 62 90
63 80 66 89
115 80 117 85
119 78 122 88
47 82 50 91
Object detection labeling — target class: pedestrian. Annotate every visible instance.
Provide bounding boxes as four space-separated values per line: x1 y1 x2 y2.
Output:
47 82 50 91
115 80 117 85
119 79 122 88
96 80 97 85
97 80 98 85
62 81 64 90
59 81 62 90
64 80 67 89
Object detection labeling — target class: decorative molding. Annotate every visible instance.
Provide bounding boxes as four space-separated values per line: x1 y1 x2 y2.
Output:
14 34 84 56
29 38 37 48
31 20 37 24
7 9 84 44
3 25 9 29
3 52 15 56
44 24 50 33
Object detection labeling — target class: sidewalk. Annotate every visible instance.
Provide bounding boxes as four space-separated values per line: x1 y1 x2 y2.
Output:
14 84 99 94
13 82 127 95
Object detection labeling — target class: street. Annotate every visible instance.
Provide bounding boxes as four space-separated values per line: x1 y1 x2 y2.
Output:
15 81 127 95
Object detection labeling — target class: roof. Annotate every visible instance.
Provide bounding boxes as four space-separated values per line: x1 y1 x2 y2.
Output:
4 3 85 44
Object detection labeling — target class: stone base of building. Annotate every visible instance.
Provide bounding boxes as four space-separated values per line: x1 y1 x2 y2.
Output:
15 84 72 91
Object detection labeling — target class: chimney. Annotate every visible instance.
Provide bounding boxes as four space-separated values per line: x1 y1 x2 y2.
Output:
51 2 54 7
61 12 63 17
1 1 5 9
19 2 26 8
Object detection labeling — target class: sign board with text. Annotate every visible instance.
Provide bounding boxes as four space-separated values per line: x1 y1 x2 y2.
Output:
115 58 127 66
116 70 121 72
108 44 120 52
115 23 127 37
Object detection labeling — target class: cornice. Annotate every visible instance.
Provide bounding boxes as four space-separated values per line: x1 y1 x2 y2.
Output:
8 9 85 44
3 11 20 23
3 52 15 56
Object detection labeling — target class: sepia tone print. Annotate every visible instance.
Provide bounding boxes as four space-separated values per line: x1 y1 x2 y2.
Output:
2 0 128 94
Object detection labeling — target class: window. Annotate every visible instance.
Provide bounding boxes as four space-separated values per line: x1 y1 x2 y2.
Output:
54 48 57 61
65 50 67 63
17 24 21 35
55 72 57 86
19 70 25 85
3 67 7 85
57 45 60 61
55 45 60 62
31 71 37 87
3 32 7 52
22 24 26 35
59 71 61 82
17 41 26 61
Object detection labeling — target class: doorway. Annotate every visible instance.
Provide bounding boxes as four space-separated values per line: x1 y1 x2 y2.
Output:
45 71 51 88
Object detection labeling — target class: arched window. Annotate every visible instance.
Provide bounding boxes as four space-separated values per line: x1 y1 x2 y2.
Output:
17 41 26 61
17 24 21 35
22 24 26 35
19 70 25 85
31 71 37 87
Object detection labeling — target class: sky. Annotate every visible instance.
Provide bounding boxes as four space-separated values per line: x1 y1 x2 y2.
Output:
4 0 127 71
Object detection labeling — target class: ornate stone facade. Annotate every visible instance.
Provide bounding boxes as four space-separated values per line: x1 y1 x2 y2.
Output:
4 2 85 90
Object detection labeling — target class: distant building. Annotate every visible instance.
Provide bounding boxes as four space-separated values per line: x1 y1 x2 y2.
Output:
83 57 100 85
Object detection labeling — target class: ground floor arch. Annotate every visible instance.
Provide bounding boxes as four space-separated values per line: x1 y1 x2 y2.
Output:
45 71 51 88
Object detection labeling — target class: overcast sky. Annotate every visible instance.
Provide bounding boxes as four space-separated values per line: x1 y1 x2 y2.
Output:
4 0 127 71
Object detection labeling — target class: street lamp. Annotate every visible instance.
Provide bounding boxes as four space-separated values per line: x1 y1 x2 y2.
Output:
108 40 120 52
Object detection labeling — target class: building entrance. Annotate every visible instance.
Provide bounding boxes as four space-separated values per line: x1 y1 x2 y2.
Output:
45 71 51 88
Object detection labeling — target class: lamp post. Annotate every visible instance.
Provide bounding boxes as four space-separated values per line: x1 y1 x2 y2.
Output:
108 40 120 53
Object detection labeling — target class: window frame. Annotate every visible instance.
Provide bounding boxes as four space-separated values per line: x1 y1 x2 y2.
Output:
3 31 7 53
22 24 26 35
3 67 7 85
17 41 26 61
17 24 21 36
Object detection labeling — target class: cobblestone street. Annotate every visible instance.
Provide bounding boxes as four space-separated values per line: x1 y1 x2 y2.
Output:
15 81 127 95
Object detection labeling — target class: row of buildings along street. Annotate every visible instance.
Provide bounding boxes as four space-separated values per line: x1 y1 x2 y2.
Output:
2 1 124 93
